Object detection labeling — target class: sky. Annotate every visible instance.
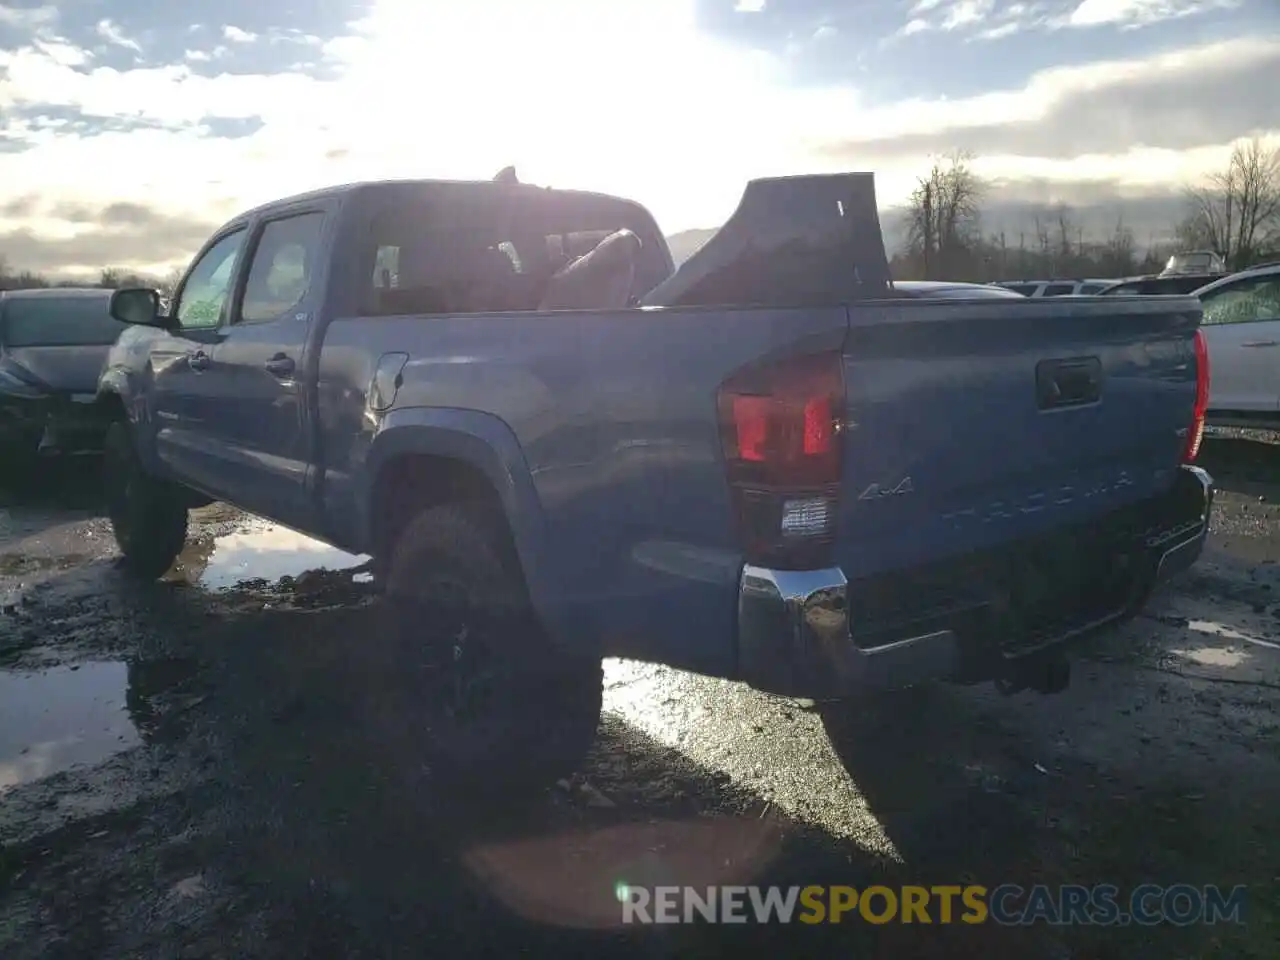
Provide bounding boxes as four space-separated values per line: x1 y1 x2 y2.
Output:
0 0 1276 277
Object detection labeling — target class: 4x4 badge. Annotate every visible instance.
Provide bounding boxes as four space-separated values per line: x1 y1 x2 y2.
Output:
858 477 914 500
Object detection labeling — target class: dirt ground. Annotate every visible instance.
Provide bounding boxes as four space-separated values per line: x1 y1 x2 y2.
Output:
1 435 1277 959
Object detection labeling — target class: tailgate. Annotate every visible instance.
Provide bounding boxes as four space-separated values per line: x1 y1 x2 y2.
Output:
834 296 1201 580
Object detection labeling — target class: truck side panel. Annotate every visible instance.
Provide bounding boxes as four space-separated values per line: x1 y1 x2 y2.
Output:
315 306 848 674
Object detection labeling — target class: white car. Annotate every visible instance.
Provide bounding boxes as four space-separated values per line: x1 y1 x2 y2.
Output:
994 279 1113 297
890 280 1027 299
1195 262 1280 427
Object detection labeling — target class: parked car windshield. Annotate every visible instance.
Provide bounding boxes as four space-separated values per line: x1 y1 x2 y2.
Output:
2 296 122 347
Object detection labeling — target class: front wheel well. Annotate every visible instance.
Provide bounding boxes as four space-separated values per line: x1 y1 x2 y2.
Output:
370 454 522 576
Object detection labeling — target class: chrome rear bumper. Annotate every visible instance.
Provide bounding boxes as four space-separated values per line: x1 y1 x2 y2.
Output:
736 465 1214 697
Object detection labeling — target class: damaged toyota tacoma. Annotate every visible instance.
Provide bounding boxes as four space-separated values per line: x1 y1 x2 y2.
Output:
95 171 1214 800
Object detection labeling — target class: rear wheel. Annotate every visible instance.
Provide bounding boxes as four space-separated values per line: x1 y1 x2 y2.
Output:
370 504 601 807
103 421 189 579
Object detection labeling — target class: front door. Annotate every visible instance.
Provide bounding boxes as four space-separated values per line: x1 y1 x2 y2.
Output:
1201 274 1280 415
201 209 326 527
150 227 248 491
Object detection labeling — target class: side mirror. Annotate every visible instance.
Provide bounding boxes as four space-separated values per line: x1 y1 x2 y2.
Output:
109 287 167 327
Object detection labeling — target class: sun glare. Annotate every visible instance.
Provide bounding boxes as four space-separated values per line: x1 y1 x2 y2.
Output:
316 0 858 232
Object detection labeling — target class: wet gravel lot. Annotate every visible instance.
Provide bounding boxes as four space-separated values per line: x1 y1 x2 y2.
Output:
1 434 1278 959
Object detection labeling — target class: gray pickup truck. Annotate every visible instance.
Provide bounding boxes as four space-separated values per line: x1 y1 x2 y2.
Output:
96 171 1213 803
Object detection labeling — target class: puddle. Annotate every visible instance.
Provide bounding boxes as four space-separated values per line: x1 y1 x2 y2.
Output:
0 662 141 792
1172 645 1249 668
1186 619 1280 651
175 520 371 591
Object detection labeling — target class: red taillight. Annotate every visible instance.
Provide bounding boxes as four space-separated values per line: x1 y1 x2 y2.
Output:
1183 328 1210 463
717 350 844 569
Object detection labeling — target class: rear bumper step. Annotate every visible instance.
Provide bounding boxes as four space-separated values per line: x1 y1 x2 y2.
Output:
736 464 1213 697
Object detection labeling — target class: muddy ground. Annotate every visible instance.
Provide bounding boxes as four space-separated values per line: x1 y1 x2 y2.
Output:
1 436 1277 959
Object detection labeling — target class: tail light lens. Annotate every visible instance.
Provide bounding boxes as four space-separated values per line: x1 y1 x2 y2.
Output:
1183 328 1209 463
717 350 844 569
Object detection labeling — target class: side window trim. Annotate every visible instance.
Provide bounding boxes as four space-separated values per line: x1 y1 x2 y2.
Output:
172 225 250 332
229 207 327 326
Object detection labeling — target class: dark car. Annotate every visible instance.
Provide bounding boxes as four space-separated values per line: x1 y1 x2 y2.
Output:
0 288 124 470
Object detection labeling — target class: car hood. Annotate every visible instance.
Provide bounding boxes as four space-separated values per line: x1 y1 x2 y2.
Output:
641 172 892 308
0 344 110 395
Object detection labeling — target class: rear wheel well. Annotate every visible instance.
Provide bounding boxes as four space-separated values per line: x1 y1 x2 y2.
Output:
371 455 522 576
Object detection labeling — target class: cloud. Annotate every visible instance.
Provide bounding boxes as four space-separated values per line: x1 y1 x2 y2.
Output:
0 4 56 30
1067 0 1242 28
94 18 140 53
0 0 1272 276
941 0 995 29
818 36 1280 165
0 196 224 276
894 0 1243 40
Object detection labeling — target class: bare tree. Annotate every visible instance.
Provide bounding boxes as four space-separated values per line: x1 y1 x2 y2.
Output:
1033 213 1051 263
1054 204 1075 270
905 151 985 279
158 266 183 299
1101 215 1137 276
1180 137 1280 270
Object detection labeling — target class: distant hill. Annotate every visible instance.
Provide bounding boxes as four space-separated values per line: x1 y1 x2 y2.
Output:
665 188 1187 265
665 228 717 266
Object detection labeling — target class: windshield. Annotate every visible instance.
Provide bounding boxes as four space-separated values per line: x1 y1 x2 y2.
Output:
2 296 121 347
1162 251 1223 275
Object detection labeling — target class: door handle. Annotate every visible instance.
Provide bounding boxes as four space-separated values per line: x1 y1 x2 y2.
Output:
264 353 295 377
188 350 210 371
1241 340 1278 347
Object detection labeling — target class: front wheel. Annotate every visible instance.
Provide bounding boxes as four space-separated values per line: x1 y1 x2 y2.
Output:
103 421 189 579
371 504 602 807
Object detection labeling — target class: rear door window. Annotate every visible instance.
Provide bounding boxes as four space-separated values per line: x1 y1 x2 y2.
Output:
1202 278 1280 325
1 297 121 347
358 188 668 316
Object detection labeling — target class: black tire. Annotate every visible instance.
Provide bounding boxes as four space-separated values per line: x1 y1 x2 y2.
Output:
372 504 601 807
103 421 189 579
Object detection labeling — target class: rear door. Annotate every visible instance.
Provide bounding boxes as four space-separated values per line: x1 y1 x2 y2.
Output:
1199 274 1280 414
150 227 248 485
200 207 326 527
